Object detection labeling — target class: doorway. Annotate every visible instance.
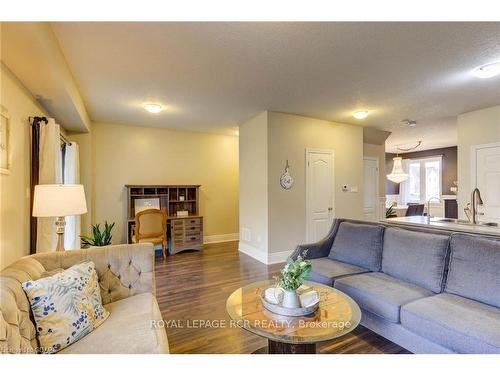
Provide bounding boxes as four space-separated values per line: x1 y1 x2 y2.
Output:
306 148 335 242
472 142 500 222
363 157 379 221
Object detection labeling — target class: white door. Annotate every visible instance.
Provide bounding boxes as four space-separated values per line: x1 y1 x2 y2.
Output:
306 149 334 242
474 144 500 222
363 157 379 221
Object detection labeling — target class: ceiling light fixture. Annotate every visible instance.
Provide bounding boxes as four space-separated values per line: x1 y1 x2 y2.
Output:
386 157 409 184
402 119 417 127
472 62 500 79
143 103 163 114
386 141 422 183
353 110 369 120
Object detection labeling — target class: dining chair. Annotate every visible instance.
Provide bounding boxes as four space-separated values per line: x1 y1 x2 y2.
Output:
132 208 168 259
406 203 425 216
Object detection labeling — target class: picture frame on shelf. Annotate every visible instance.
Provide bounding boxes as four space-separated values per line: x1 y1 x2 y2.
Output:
0 109 10 175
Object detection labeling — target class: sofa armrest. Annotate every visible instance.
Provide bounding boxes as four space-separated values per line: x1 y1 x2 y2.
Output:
290 219 340 260
32 243 155 304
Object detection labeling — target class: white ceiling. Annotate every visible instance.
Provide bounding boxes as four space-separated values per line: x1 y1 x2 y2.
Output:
47 22 500 144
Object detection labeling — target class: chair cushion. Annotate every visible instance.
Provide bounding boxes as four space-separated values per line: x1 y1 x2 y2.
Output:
328 222 385 271
131 235 164 244
401 293 500 353
307 258 369 286
382 228 450 293
334 272 434 323
446 233 500 308
58 292 169 354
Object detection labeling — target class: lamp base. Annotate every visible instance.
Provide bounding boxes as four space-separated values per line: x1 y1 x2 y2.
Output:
55 216 66 252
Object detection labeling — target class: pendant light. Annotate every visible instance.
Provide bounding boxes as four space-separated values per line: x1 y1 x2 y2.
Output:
387 156 409 183
387 140 422 183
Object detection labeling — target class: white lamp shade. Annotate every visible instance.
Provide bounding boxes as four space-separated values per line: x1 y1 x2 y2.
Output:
386 157 409 183
33 184 87 217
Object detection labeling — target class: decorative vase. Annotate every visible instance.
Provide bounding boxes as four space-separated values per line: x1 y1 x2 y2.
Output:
282 289 301 309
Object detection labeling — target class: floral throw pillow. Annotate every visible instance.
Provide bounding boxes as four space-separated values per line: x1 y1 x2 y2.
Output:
22 261 109 353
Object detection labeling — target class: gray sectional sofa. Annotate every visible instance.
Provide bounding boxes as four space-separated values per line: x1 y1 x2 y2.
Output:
291 218 500 354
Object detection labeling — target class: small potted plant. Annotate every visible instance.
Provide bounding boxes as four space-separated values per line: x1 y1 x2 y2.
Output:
274 251 312 308
80 221 115 248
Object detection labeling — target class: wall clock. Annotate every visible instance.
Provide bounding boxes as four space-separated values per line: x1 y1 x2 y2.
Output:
280 160 294 190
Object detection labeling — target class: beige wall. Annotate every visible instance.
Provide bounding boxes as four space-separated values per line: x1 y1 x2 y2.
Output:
239 112 268 254
91 122 239 244
457 105 500 217
267 112 364 254
0 64 47 268
239 111 365 261
363 142 386 197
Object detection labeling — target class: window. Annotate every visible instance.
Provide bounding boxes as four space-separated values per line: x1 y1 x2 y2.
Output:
402 156 442 203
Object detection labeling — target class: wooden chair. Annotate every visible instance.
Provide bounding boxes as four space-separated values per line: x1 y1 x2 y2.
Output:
132 209 167 259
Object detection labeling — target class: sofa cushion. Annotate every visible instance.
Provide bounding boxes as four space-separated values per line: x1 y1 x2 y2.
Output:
401 293 500 353
58 292 169 354
307 258 369 286
334 272 433 323
328 222 385 271
446 233 500 308
382 228 450 293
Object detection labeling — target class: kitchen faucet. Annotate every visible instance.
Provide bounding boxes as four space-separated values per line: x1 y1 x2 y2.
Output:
471 188 484 224
426 196 441 224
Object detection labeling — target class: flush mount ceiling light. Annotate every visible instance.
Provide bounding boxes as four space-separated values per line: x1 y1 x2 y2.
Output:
143 103 163 114
402 119 417 127
353 110 369 120
472 62 500 79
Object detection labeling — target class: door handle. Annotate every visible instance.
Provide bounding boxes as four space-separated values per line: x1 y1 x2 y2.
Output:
328 207 333 211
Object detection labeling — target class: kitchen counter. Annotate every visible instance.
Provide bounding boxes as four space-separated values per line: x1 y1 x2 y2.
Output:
382 216 500 237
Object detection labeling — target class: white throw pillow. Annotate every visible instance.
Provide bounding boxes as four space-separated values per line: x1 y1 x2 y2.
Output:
22 261 109 353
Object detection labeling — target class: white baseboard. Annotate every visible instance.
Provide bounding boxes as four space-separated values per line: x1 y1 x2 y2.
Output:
267 250 293 264
204 233 239 244
238 242 268 264
238 242 291 265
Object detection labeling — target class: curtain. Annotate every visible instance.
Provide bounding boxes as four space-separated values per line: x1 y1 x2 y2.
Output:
30 119 42 254
36 118 62 253
63 142 81 250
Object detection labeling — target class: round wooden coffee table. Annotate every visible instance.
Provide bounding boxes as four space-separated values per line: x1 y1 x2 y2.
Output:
226 280 361 354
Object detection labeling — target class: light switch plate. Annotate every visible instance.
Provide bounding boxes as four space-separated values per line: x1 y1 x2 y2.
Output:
350 186 358 193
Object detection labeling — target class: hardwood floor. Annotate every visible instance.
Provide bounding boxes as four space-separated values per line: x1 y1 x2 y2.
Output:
155 241 410 354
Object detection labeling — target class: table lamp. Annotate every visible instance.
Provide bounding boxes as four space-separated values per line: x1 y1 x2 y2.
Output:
33 184 87 251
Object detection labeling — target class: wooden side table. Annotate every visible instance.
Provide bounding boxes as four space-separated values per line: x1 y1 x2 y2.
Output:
226 280 361 354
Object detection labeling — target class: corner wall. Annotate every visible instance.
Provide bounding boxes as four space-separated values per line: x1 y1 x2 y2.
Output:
0 63 47 268
239 111 365 264
238 112 269 261
267 112 364 256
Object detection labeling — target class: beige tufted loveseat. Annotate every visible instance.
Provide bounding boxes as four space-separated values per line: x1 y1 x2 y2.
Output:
0 243 169 354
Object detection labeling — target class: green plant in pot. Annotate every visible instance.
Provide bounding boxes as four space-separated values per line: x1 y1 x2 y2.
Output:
80 221 115 248
386 206 397 218
274 251 312 308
